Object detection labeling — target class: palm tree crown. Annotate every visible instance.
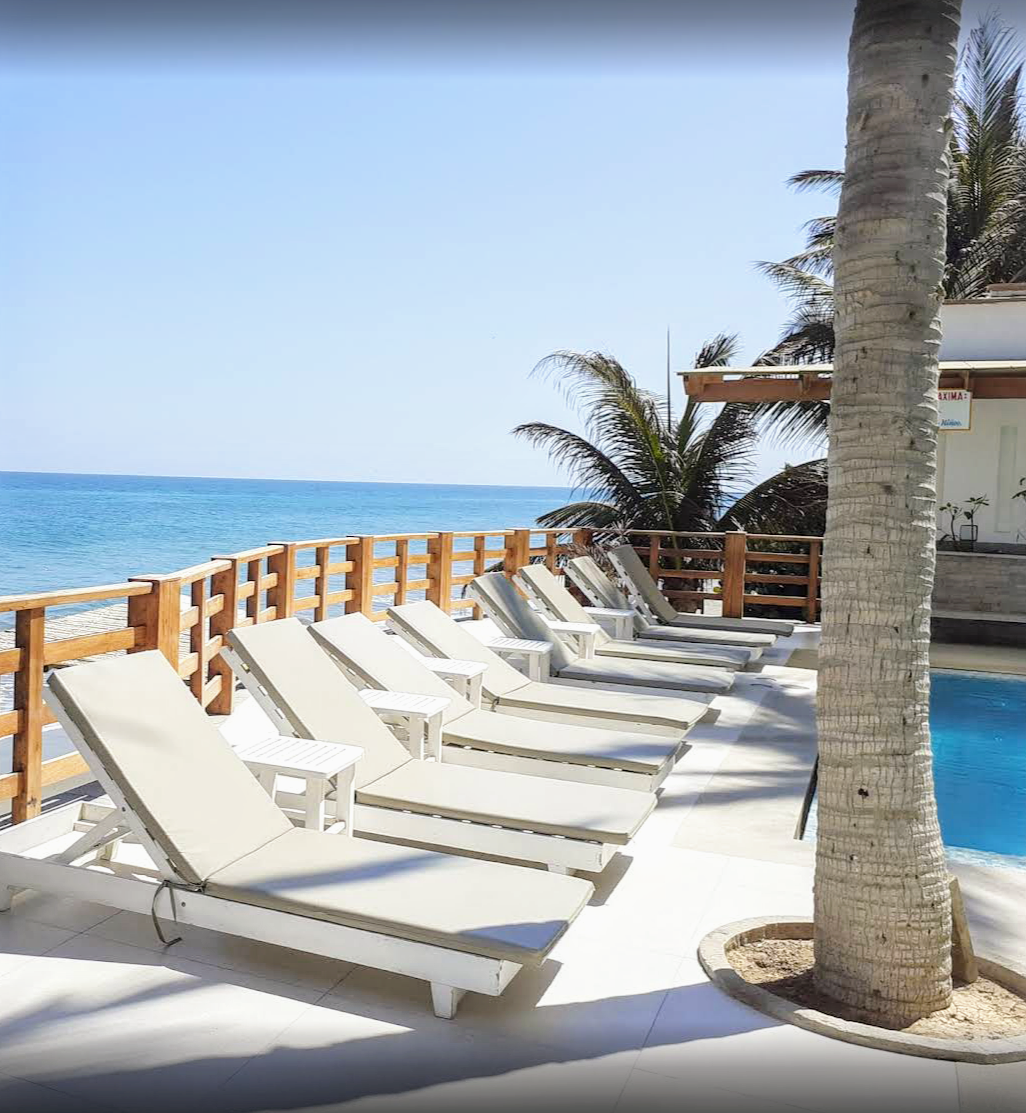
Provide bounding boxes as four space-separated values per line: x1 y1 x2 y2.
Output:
513 337 827 536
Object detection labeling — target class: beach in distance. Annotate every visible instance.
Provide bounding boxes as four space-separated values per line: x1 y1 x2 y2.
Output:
0 470 572 598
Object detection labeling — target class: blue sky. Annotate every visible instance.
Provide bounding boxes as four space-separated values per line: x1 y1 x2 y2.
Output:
1 2 1017 487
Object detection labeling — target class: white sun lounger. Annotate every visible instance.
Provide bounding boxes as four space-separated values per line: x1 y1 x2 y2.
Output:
517 563 766 664
308 614 684 792
568 554 791 648
0 651 593 1018
386 601 711 741
607 544 796 637
468 573 735 696
223 619 655 873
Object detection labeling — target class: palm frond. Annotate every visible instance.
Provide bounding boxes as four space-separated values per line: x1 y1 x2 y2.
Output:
719 459 828 535
693 332 741 369
786 169 844 195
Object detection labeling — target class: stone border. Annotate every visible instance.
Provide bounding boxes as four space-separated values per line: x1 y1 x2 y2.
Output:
698 917 1026 1064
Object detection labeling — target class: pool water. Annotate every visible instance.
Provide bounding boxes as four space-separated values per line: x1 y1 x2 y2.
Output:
930 671 1026 861
806 670 1026 867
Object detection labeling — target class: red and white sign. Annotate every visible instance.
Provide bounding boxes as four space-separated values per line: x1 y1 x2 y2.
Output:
939 389 972 431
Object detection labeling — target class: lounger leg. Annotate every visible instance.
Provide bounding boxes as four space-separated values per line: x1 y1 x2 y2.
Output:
430 982 465 1019
547 865 573 875
304 778 327 832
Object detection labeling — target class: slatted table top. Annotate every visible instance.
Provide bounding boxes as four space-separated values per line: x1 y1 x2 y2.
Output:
232 734 363 778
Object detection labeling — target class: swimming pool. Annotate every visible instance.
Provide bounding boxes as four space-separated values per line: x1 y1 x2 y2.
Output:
806 670 1026 867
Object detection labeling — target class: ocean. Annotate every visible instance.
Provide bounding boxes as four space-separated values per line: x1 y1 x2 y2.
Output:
0 471 573 600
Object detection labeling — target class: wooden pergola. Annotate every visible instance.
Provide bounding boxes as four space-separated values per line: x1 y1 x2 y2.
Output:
679 361 1026 402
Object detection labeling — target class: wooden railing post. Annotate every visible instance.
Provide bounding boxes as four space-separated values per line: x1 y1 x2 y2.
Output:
427 532 455 613
573 528 594 550
504 529 531 580
345 536 376 617
806 540 822 623
207 558 240 715
647 533 661 580
267 542 297 621
11 607 45 822
128 575 182 669
721 530 748 619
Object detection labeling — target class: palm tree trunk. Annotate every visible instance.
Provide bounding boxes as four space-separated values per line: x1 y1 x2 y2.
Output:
814 0 962 1027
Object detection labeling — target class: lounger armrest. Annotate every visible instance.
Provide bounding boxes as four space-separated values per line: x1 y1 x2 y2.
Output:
486 637 552 682
583 606 635 641
542 619 599 660
358 689 449 760
419 657 487 709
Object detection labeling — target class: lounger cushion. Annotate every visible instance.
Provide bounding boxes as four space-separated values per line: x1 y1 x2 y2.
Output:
359 761 654 844
387 602 710 736
228 619 411 790
609 545 795 636
387 601 530 699
664 613 796 636
310 614 475 725
494 681 707 734
593 639 754 668
558 656 734 694
518 564 611 635
206 827 594 965
439 708 678 774
470 574 577 671
567 556 647 636
47 652 293 886
609 545 684 626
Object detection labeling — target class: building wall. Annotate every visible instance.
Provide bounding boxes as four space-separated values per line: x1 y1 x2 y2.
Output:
936 300 1026 545
937 400 1026 544
933 551 1026 614
941 299 1026 360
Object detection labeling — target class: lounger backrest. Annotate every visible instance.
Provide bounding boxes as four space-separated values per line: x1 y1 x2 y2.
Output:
517 564 612 647
609 544 679 625
468 573 576 671
226 619 411 789
385 601 530 699
310 614 473 725
567 556 647 635
45 651 292 886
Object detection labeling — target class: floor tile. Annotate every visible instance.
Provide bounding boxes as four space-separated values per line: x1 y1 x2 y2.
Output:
638 960 960 1113
0 932 318 1112
955 1059 1026 1113
220 992 636 1113
618 1067 821 1113
0 915 78 979
6 890 119 934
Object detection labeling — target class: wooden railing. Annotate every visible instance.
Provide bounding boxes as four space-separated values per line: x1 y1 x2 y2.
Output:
582 528 822 624
0 526 582 823
0 523 819 825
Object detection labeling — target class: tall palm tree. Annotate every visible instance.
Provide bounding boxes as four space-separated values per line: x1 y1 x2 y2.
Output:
512 337 827 536
814 0 960 1027
754 12 1024 446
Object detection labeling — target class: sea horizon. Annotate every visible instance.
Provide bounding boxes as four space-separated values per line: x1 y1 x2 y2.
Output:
0 470 574 600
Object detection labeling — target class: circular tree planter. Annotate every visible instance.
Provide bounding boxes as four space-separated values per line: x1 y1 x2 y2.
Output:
698 917 1026 1064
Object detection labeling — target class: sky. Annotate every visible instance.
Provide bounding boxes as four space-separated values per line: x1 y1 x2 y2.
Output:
1 1 1019 488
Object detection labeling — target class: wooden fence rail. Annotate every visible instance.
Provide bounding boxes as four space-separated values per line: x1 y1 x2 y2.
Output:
0 523 818 825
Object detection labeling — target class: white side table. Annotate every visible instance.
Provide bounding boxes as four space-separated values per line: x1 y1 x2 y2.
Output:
544 619 600 659
486 637 552 681
419 657 487 707
233 734 363 833
359 689 449 760
583 606 636 641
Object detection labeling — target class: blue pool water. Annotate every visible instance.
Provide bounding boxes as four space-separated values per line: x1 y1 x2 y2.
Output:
930 670 1026 862
807 670 1026 867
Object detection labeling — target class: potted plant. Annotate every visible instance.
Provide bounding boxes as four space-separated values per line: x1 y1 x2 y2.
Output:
938 502 963 550
958 495 989 550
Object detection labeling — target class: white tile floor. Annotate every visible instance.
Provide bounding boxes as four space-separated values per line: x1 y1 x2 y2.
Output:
0 624 1020 1112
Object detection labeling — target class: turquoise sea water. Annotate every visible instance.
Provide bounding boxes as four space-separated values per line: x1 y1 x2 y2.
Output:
807 670 1026 868
0 471 572 600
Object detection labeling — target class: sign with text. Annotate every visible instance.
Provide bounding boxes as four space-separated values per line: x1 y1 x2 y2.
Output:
939 389 972 431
